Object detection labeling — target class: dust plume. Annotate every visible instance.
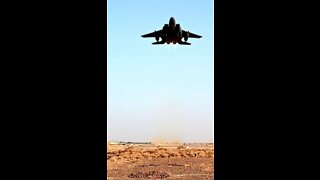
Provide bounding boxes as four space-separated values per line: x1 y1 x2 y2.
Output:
151 97 185 144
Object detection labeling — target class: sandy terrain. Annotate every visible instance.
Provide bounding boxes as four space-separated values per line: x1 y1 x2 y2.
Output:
107 143 214 180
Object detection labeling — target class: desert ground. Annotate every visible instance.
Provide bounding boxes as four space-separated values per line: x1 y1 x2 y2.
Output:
107 142 214 179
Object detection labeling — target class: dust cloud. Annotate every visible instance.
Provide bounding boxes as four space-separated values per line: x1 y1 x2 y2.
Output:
151 97 185 144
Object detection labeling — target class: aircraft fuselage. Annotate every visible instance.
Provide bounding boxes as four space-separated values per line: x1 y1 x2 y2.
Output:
160 17 182 44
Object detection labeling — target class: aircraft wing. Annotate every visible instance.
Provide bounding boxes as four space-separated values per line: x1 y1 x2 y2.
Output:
183 30 202 38
141 30 163 38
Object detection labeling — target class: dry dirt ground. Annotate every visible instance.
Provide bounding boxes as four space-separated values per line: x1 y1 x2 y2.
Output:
107 143 214 180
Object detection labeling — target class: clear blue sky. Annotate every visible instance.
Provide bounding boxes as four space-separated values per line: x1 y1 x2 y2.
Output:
107 0 213 143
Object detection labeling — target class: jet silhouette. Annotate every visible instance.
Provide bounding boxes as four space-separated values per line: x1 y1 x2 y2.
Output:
141 17 202 45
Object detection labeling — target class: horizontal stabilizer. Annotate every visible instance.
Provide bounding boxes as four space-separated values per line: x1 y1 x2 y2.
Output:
152 41 165 45
178 41 191 45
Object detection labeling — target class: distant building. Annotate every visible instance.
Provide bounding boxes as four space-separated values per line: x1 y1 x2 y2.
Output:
108 141 151 145
108 141 120 145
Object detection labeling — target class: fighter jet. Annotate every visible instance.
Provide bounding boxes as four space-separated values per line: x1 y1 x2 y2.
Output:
141 17 202 45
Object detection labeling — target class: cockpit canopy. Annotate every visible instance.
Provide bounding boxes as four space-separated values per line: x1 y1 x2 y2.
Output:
169 17 176 30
